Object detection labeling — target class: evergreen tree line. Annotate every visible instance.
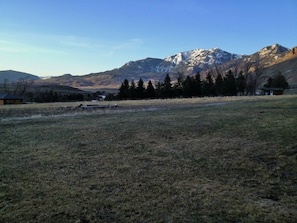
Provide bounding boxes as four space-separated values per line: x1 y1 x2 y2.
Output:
117 70 289 99
117 70 249 99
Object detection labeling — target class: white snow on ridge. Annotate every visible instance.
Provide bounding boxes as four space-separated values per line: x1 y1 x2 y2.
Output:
155 48 242 73
164 48 241 67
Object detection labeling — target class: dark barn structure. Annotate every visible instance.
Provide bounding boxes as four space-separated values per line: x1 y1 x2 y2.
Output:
0 94 23 105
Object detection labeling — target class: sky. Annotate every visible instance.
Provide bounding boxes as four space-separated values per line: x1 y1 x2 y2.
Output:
0 0 296 77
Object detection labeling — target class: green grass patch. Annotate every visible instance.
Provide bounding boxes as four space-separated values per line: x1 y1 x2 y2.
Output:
1 96 297 222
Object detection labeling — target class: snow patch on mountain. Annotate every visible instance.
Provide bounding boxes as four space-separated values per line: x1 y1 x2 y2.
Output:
116 47 245 75
156 48 242 73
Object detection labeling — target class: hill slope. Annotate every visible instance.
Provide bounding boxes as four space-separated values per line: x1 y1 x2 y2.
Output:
12 44 297 91
200 44 296 87
0 70 40 82
35 48 242 90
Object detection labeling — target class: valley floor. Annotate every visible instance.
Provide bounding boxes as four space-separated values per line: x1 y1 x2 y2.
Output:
1 95 297 222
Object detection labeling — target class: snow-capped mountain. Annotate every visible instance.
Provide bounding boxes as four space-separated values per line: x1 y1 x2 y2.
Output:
198 44 294 87
115 48 242 77
34 43 296 90
156 48 241 74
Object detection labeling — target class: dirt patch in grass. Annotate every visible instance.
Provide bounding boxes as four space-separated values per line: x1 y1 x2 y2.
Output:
1 96 297 222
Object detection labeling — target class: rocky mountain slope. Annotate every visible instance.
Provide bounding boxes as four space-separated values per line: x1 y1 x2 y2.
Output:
199 44 296 88
158 48 241 75
34 48 243 90
3 44 296 91
259 47 297 88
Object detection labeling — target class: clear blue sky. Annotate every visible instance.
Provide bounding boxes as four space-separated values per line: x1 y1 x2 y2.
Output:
0 0 296 77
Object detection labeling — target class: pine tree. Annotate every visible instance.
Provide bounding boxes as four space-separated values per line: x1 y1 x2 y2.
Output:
137 78 145 99
182 75 195 97
271 72 289 89
163 74 173 98
118 79 129 99
223 70 237 96
236 71 246 96
193 72 201 96
155 81 163 98
202 72 215 96
129 80 137 98
215 73 223 96
146 80 155 98
264 77 273 88
174 72 184 97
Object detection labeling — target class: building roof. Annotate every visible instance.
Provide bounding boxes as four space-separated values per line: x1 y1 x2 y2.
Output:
262 87 284 91
0 93 23 100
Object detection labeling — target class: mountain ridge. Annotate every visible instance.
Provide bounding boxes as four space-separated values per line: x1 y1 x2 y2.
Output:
33 47 245 89
2 44 296 91
0 70 40 83
162 48 242 75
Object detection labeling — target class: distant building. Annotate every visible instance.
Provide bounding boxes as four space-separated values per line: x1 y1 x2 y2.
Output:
0 94 24 105
262 87 284 96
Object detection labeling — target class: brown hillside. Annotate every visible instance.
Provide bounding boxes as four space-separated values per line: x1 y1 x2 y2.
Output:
34 45 297 91
200 46 297 88
262 52 297 87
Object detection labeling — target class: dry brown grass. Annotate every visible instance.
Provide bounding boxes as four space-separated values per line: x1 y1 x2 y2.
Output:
0 96 282 119
1 95 297 222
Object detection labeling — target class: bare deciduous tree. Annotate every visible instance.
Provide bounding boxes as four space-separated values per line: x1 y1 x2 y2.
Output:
1 79 10 94
13 79 33 96
1 78 32 96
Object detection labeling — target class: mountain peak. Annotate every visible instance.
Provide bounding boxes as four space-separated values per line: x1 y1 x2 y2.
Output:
30 43 296 90
259 44 289 57
160 47 242 74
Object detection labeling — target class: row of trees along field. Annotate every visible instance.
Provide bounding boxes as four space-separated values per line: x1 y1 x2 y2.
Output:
117 71 289 99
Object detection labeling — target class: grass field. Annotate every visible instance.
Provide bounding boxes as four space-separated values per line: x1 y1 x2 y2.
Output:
1 96 297 222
